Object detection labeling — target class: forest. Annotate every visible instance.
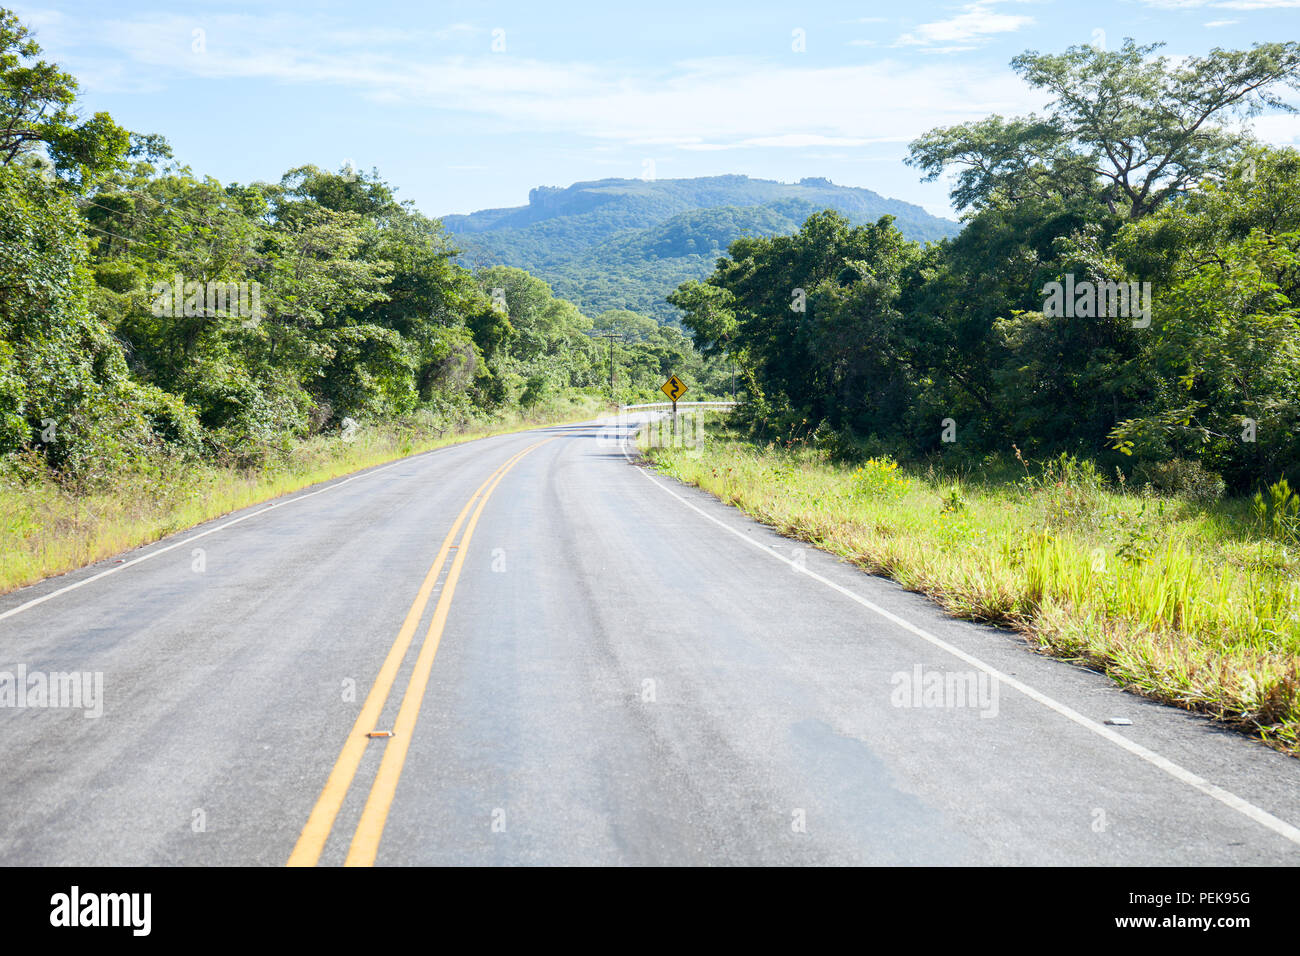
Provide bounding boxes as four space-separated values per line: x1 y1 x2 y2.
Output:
671 39 1300 499
444 175 960 321
5 8 1300 587
0 8 725 492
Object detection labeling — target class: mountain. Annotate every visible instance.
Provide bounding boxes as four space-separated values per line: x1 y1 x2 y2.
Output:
440 175 961 322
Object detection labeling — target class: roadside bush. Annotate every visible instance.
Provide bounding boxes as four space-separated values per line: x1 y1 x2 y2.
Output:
939 484 968 514
852 456 910 500
1254 478 1300 544
1134 458 1226 504
1030 453 1107 530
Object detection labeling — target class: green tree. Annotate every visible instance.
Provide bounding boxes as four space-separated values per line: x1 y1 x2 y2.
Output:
0 8 129 186
1109 147 1300 487
0 162 196 474
909 40 1300 220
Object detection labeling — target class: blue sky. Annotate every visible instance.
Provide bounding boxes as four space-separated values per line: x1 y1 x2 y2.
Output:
12 0 1300 219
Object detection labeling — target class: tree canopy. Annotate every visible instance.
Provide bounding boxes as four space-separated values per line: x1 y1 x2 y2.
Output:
908 40 1300 220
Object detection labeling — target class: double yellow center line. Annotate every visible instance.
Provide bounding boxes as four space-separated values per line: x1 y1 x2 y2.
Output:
287 438 552 867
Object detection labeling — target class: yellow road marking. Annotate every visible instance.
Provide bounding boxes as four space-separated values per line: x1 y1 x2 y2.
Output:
287 440 547 867
343 439 549 866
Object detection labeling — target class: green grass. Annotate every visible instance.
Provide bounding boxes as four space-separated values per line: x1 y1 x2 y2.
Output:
0 395 607 597
643 431 1300 754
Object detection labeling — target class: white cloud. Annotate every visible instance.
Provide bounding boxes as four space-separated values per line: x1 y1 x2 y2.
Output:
1252 113 1300 143
51 12 1045 150
32 6 1294 160
682 134 904 151
1138 0 1300 7
1203 17 1241 24
896 1 1034 48
1212 0 1300 8
91 14 599 98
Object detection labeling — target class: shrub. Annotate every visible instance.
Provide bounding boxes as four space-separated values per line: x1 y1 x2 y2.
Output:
852 456 910 500
1253 477 1300 544
1029 453 1107 530
939 484 968 514
1134 458 1226 504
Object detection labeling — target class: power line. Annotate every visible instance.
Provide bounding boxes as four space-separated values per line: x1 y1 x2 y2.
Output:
77 194 260 270
78 220 213 268
85 186 221 230
79 196 234 248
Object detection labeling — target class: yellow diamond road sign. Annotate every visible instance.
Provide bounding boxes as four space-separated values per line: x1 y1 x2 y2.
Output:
661 374 688 402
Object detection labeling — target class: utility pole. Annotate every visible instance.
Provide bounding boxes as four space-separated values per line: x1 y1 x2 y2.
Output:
587 330 627 404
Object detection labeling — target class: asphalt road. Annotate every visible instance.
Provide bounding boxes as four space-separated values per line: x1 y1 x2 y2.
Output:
1 417 1298 865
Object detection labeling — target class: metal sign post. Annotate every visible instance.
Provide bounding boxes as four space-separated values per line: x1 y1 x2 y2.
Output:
660 375 687 443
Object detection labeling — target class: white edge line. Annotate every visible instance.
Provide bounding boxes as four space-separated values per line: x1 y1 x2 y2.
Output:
0 436 501 624
620 427 1300 850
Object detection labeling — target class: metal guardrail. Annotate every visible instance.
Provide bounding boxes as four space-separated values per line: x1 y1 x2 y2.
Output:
619 401 737 411
601 402 733 456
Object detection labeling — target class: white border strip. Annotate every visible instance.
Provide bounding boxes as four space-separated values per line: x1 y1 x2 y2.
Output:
0 445 458 624
622 429 1300 849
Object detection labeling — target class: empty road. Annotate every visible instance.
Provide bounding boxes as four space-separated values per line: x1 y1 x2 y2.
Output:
1 417 1298 865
